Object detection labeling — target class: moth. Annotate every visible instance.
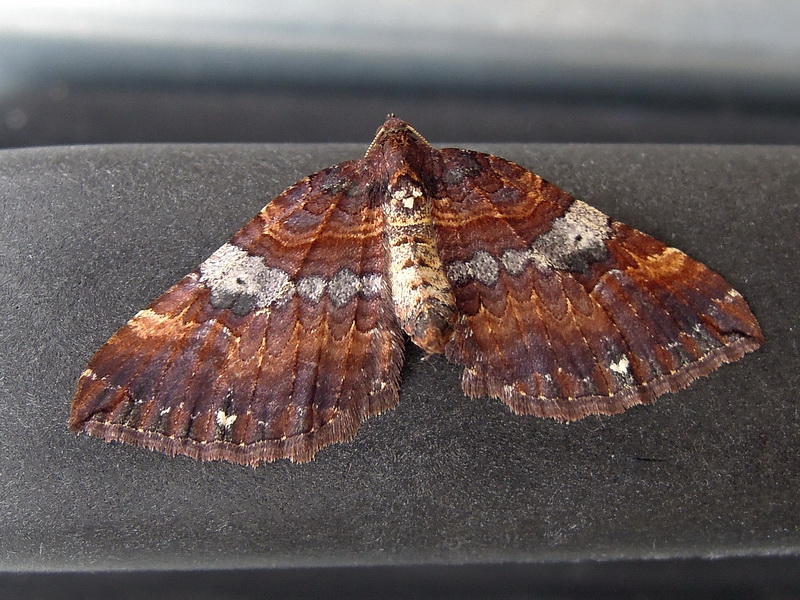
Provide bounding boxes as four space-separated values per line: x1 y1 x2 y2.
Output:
71 116 763 465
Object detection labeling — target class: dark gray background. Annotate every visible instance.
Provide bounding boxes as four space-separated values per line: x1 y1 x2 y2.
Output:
0 141 797 580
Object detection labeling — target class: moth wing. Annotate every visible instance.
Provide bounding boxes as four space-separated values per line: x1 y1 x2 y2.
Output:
71 160 404 464
434 148 763 420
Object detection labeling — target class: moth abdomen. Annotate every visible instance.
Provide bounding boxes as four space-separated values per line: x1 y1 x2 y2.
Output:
382 178 457 354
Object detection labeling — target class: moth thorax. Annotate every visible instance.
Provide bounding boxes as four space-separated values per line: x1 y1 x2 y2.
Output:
385 178 427 217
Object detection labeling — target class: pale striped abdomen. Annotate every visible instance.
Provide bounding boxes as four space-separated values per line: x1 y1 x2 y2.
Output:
383 180 457 354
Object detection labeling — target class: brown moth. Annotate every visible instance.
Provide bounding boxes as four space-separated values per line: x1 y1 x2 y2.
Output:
71 116 763 465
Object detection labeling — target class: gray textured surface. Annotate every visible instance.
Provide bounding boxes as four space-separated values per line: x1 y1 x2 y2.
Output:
0 141 797 571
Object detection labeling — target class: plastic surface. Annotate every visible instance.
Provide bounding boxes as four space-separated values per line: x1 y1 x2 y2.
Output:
0 142 796 571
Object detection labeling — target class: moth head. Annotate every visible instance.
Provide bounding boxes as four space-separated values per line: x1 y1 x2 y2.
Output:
366 114 431 158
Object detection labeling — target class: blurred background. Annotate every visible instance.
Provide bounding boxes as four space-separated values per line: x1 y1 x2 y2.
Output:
1 0 800 148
